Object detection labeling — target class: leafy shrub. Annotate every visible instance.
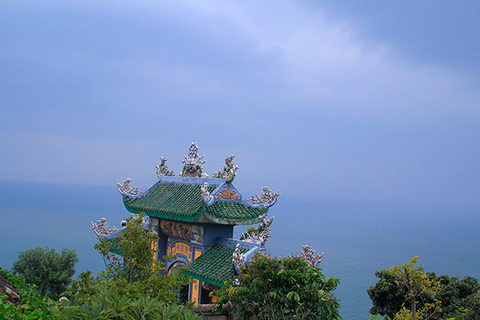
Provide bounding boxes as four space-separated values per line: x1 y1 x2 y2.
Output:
90 213 190 303
55 213 201 319
11 246 78 298
0 267 54 319
65 294 203 320
214 251 341 320
368 257 480 320
1 213 201 319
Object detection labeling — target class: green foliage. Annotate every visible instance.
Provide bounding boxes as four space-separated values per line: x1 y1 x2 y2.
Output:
0 267 55 319
1 214 201 319
448 289 480 320
52 273 203 320
63 270 103 302
11 246 78 298
0 287 203 320
367 269 408 319
434 275 480 319
51 292 203 320
386 256 441 320
58 214 197 319
368 256 480 320
214 251 341 320
85 213 190 303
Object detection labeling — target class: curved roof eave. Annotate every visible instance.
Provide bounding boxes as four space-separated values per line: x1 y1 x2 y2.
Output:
124 207 205 223
201 211 263 225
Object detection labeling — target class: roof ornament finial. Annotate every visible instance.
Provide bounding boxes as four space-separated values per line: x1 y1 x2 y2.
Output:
240 215 275 245
91 218 119 236
156 156 174 178
130 213 150 225
116 178 143 197
245 186 280 208
179 142 208 178
213 155 239 182
200 182 212 203
300 245 323 268
232 243 245 275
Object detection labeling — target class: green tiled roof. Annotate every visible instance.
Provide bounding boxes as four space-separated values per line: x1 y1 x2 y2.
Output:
183 245 247 287
102 236 123 256
204 202 268 225
123 182 216 222
123 181 268 225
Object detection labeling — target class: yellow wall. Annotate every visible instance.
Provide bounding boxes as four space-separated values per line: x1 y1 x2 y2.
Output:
150 240 158 260
191 279 200 304
194 248 202 260
166 242 203 304
167 241 192 262
190 248 203 304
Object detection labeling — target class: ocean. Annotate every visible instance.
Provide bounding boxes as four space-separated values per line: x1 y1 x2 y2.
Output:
1 181 479 319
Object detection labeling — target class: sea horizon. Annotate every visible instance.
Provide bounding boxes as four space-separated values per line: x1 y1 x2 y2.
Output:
1 180 479 319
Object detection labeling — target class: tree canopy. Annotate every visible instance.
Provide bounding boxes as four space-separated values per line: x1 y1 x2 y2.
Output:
368 256 480 320
57 214 199 319
69 213 190 303
11 246 78 298
367 269 408 319
214 249 341 320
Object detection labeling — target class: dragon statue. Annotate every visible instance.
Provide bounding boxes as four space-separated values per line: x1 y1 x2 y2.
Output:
232 243 245 275
91 218 119 236
245 186 280 208
300 245 323 268
156 157 174 177
116 178 143 196
240 214 275 245
213 155 239 183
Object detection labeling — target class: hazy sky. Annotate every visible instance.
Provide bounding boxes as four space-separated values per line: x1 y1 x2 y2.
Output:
1 0 479 208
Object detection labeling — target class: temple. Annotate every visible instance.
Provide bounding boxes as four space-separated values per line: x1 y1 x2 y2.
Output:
92 142 279 304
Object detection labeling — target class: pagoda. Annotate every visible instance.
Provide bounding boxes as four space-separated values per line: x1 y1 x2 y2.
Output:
92 142 279 304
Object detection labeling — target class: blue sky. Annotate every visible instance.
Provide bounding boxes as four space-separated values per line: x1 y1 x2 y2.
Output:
1 0 479 208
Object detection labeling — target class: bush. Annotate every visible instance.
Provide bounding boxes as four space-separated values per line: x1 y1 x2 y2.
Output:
0 267 55 319
11 246 78 298
58 293 203 320
1 213 201 319
58 213 199 319
368 257 480 320
214 250 341 320
84 214 190 303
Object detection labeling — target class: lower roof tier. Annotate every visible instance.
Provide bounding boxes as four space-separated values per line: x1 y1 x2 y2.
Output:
183 244 247 287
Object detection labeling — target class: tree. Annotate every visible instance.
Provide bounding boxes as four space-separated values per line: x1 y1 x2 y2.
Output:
367 269 408 319
368 258 480 320
59 214 197 319
1 264 203 320
11 246 78 298
368 256 442 320
214 248 341 320
450 290 480 320
69 213 190 303
387 256 441 320
434 275 480 320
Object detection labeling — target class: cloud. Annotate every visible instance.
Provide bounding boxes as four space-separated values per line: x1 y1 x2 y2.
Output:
1 1 479 207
